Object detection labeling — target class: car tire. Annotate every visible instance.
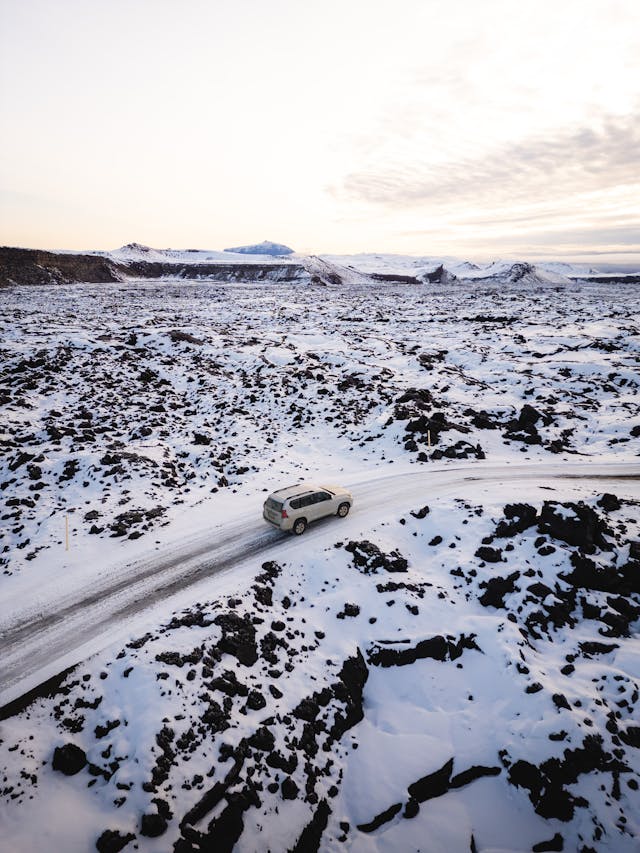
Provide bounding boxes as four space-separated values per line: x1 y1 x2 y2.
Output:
293 518 307 536
337 502 350 518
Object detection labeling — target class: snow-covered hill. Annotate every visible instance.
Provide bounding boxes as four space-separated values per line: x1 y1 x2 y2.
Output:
301 255 374 286
463 261 571 286
107 243 293 266
320 252 592 284
224 240 294 256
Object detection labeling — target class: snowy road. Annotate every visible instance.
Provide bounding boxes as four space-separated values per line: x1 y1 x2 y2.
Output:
1 460 639 709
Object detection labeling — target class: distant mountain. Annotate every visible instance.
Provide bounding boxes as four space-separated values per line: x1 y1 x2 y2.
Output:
464 261 571 286
108 243 297 265
119 242 153 254
110 243 171 262
224 240 294 256
7 243 639 288
420 264 457 284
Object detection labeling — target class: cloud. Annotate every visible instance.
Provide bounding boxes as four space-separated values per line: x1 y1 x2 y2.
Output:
524 224 640 248
395 208 640 262
337 111 640 210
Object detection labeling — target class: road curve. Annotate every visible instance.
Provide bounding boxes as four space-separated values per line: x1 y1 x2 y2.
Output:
1 461 639 709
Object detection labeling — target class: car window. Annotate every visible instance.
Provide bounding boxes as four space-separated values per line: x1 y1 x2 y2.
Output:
289 497 302 510
300 494 315 507
266 498 283 511
314 492 332 502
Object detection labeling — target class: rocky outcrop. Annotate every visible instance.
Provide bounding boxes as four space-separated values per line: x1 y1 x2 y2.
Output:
0 246 308 286
467 262 570 286
0 247 121 286
118 260 306 282
368 633 480 667
370 272 421 284
421 264 457 284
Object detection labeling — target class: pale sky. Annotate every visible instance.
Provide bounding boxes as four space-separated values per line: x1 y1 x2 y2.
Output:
1 0 639 262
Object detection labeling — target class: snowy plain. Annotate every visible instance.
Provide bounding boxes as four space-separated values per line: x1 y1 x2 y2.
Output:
1 271 639 852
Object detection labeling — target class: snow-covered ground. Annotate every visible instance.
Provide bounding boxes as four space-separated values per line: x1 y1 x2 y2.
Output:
1 275 639 852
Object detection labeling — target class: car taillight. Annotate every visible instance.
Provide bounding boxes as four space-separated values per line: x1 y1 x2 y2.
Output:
281 509 288 518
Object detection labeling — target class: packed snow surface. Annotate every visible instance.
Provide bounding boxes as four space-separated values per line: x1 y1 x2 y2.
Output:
1 274 639 852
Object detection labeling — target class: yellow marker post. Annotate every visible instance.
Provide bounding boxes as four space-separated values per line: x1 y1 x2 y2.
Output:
428 429 431 448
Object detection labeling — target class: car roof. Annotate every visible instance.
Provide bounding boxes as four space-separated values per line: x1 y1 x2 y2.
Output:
270 483 328 501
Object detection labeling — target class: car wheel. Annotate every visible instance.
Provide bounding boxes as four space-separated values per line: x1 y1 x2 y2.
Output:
293 518 307 535
337 502 350 518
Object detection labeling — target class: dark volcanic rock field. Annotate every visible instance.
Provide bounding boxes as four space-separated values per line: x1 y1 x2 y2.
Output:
1 276 639 851
0 278 638 577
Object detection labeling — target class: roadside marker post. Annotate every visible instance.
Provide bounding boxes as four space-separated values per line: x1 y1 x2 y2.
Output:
65 514 69 551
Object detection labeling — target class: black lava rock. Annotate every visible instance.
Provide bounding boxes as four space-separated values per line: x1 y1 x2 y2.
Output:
140 813 167 837
247 726 275 752
345 540 408 573
52 743 87 776
246 690 267 711
281 777 299 800
539 501 610 551
475 546 503 563
214 612 258 667
95 829 136 853
368 634 480 667
357 802 402 832
408 757 454 802
478 572 520 608
409 505 430 519
532 833 564 852
495 503 537 537
597 493 621 512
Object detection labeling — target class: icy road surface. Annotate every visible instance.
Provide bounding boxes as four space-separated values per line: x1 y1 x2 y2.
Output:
1 460 639 709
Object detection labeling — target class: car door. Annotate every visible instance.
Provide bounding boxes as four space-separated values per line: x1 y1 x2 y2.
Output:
312 491 334 520
297 494 317 520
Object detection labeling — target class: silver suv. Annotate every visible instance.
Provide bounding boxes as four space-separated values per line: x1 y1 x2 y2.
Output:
263 483 353 535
